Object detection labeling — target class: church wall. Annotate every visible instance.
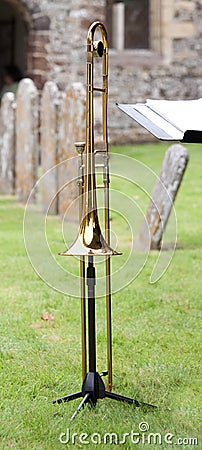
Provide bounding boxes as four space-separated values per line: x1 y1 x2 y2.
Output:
2 0 201 142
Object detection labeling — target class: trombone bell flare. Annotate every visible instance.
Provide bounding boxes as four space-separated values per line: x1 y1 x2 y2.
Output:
60 212 121 256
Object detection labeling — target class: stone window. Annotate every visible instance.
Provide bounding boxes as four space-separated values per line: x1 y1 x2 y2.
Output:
106 0 177 65
106 0 149 50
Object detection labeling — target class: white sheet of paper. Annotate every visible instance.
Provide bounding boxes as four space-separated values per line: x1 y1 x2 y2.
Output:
146 98 202 132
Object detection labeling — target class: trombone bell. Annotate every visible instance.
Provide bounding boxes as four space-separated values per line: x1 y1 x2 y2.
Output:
60 211 120 256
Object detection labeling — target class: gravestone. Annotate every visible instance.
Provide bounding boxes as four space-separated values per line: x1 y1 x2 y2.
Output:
41 81 59 214
139 144 189 250
15 79 39 202
57 82 85 221
0 92 15 194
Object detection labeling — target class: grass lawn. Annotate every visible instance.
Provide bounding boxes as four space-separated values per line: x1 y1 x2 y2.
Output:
0 142 201 449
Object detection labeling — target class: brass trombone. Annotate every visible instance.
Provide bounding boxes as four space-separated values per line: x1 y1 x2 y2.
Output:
60 21 120 390
53 21 155 421
60 22 119 257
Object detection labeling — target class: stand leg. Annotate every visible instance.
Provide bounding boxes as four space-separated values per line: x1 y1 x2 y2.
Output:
105 391 156 408
69 393 90 424
87 256 96 373
105 390 140 406
52 391 82 404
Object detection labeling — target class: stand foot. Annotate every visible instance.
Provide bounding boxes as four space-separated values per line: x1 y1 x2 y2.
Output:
52 371 156 423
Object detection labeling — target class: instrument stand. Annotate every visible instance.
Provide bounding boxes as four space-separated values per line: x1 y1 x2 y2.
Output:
52 256 156 423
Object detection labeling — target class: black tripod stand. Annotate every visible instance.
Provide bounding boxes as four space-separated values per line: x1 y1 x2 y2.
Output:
52 257 156 423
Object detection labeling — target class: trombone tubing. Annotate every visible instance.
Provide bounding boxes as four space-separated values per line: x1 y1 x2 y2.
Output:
75 142 87 381
86 22 109 200
86 22 112 390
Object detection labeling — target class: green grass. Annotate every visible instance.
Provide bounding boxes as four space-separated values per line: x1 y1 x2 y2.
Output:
0 142 201 449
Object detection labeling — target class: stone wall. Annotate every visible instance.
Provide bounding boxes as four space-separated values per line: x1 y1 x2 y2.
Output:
2 0 202 143
108 0 202 143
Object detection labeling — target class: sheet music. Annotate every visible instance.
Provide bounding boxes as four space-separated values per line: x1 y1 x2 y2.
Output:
146 98 202 132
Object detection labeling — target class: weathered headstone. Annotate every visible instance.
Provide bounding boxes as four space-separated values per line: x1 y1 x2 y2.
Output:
138 144 189 250
0 92 15 194
58 82 85 220
41 81 59 214
15 78 39 202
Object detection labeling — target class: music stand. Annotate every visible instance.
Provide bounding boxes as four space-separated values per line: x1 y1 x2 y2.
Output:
117 98 202 143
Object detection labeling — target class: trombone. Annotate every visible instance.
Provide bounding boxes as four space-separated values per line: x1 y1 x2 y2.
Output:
60 21 120 390
53 21 156 420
